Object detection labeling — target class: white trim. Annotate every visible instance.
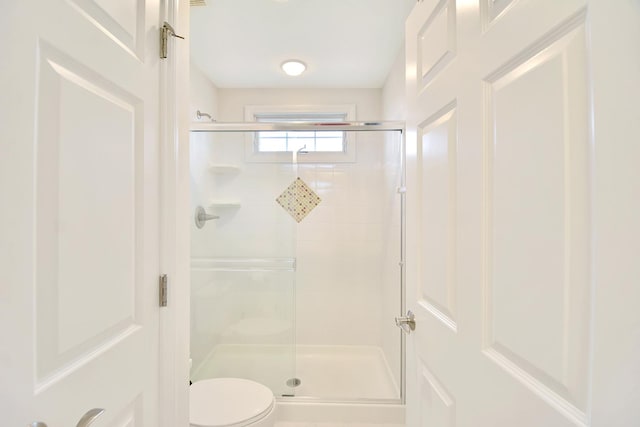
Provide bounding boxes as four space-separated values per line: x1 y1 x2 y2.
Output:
243 104 357 163
159 0 191 426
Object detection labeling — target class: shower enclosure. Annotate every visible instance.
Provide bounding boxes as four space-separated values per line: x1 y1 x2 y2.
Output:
189 121 405 403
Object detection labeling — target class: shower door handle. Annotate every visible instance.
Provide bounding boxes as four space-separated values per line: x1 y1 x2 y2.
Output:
395 310 416 334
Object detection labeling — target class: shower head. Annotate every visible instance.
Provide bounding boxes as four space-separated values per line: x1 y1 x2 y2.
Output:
196 110 215 122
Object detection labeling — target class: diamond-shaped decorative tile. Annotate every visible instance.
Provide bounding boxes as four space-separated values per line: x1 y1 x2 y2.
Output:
276 177 322 223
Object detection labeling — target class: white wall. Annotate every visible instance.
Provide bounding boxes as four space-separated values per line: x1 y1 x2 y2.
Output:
217 89 382 120
382 47 407 121
190 61 219 226
190 62 219 123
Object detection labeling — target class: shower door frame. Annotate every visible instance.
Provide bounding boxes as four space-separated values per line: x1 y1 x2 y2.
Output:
189 121 408 405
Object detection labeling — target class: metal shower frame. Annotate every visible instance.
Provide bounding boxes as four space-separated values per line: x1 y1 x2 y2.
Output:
190 120 408 405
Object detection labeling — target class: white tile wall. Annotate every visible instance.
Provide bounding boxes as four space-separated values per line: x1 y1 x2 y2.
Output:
295 137 386 346
192 131 392 348
189 87 404 397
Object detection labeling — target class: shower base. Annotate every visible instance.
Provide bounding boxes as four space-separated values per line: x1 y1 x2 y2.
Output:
192 344 399 401
291 345 398 400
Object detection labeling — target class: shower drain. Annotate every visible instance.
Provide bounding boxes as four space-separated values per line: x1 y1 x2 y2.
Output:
286 377 302 388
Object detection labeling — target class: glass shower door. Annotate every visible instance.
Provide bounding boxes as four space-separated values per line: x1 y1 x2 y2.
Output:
189 130 298 397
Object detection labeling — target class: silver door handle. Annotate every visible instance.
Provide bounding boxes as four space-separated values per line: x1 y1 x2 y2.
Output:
76 409 105 427
395 310 416 334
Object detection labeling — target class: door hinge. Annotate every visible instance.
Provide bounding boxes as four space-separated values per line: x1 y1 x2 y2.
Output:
160 21 184 59
159 274 168 307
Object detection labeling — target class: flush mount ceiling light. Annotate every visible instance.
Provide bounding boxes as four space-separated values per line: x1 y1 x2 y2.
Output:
281 60 306 76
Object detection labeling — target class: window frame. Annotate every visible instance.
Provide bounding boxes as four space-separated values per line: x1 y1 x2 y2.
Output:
244 104 357 163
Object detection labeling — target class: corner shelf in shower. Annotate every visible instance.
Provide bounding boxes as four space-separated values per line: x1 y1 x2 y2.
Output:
209 164 241 174
209 200 241 208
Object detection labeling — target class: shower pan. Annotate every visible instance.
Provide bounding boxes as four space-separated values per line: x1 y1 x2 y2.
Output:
189 121 405 405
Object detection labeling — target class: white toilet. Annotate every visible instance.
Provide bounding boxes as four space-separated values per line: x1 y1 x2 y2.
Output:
190 378 276 427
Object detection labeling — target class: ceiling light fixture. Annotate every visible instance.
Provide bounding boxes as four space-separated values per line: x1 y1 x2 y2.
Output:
281 60 306 76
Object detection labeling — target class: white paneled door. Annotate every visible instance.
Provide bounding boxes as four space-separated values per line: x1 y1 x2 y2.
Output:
405 1 640 426
0 0 162 426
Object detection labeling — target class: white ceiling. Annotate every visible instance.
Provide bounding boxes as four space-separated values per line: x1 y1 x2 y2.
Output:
190 0 415 89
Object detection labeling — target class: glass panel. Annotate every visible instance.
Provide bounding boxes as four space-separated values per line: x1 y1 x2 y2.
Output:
189 130 297 397
189 126 404 403
190 258 295 396
314 137 344 152
317 131 344 138
289 130 403 401
289 131 316 138
286 137 312 152
258 137 287 152
266 131 289 138
257 130 346 153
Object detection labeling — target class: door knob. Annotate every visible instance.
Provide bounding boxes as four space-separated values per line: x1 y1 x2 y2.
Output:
395 310 416 334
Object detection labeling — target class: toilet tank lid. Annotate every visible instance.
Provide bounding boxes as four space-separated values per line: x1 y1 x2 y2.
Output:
190 378 275 427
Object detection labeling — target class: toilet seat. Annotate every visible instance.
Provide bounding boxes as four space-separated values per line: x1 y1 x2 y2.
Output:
190 378 275 427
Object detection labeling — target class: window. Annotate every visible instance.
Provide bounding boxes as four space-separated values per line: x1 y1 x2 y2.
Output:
255 113 347 153
244 105 357 163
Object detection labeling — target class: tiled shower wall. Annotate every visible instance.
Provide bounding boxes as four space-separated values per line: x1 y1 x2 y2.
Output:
190 83 405 392
189 63 222 366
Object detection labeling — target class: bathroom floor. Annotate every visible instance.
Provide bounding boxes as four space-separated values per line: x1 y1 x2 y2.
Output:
192 344 399 400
